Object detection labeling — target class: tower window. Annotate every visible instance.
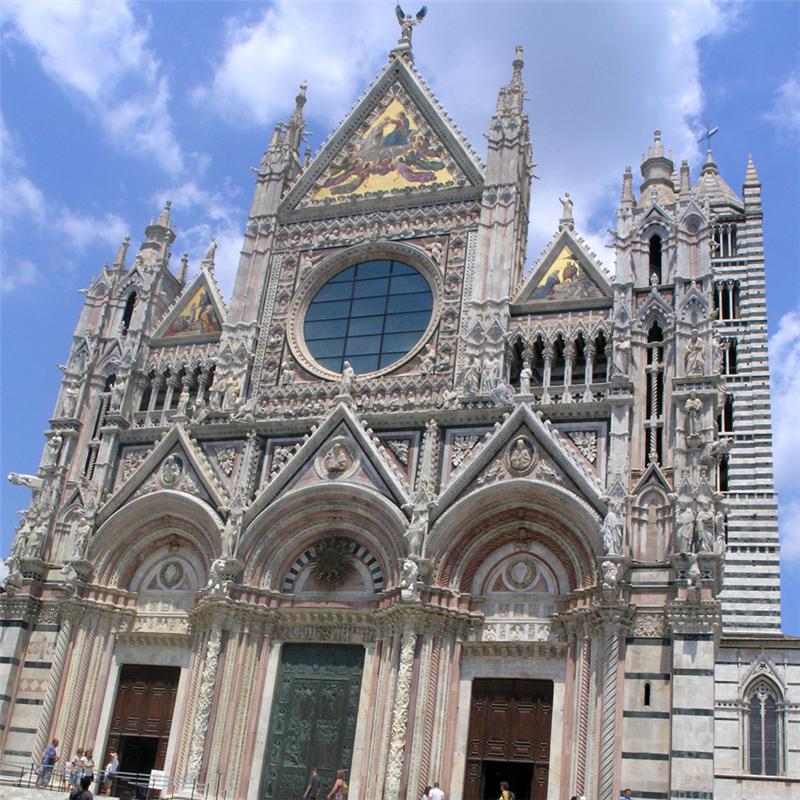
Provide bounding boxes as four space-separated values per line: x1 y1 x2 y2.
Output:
717 395 734 434
645 323 664 464
722 338 738 375
714 280 740 320
648 235 662 284
121 292 137 333
713 223 738 258
644 682 651 707
748 682 781 775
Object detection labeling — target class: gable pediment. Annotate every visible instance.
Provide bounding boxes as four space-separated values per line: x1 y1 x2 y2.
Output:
513 228 611 309
98 424 228 523
435 403 606 519
282 57 484 212
246 402 410 524
151 267 225 345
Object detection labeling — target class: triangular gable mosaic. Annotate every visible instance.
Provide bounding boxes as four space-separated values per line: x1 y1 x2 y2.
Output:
514 229 611 309
152 270 225 343
285 58 483 211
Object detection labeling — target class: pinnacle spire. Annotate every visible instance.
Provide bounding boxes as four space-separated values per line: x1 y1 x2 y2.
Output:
744 153 760 185
156 200 172 228
112 236 131 271
511 45 524 86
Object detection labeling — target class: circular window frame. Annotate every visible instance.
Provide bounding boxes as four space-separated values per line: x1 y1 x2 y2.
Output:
287 241 443 381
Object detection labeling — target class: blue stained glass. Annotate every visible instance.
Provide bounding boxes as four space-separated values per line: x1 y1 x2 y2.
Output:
304 259 433 374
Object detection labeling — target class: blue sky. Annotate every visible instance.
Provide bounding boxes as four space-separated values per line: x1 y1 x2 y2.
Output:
1 1 799 629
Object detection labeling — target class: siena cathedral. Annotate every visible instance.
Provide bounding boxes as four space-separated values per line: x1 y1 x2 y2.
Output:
1 19 798 800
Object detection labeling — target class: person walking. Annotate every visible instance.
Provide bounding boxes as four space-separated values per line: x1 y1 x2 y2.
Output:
429 782 444 800
69 774 94 800
498 781 515 800
326 768 347 800
303 767 321 799
35 737 59 787
420 786 432 800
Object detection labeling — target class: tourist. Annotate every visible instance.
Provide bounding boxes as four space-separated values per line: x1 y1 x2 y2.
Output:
81 748 95 783
498 781 515 800
303 767 321 799
326 768 348 800
429 781 444 800
69 774 94 800
68 748 84 789
35 737 59 787
420 785 432 800
618 790 633 800
99 751 118 795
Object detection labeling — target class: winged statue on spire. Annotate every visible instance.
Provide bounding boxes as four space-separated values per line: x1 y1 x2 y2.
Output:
395 5 427 42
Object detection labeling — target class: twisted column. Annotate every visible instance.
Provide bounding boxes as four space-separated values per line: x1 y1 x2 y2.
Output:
383 628 416 800
575 634 591 795
31 610 74 760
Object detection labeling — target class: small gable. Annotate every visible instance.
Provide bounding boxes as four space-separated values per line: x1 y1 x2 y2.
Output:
285 58 483 211
152 270 225 344
514 229 611 309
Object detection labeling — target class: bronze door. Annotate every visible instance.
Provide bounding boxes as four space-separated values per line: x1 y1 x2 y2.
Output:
464 678 553 800
105 664 180 774
260 644 364 800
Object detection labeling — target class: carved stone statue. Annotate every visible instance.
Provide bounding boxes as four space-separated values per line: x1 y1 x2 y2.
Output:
4 558 23 595
695 499 715 552
73 513 92 559
612 336 630 377
279 363 295 386
419 344 436 375
675 501 696 553
176 387 191 417
222 375 241 411
403 489 433 555
601 502 624 555
685 393 703 439
222 504 244 559
685 329 705 375
60 381 79 417
322 442 351 476
519 364 532 394
207 558 228 596
44 434 63 469
110 375 126 411
714 508 726 553
559 192 573 219
601 559 618 589
8 473 43 491
395 4 427 43
339 361 355 396
461 358 480 395
399 557 418 600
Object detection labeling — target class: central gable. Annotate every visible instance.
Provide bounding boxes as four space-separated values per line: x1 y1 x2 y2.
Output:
284 58 484 211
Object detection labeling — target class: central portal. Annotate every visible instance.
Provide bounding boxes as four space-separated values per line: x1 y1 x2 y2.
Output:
260 643 364 800
464 678 553 800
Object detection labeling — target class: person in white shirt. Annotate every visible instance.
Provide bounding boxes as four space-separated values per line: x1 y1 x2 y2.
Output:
429 782 445 800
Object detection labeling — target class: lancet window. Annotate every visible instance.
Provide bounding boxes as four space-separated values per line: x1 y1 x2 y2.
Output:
645 323 664 464
121 291 137 334
746 681 782 775
721 338 738 375
714 280 740 320
717 394 734 434
649 234 662 284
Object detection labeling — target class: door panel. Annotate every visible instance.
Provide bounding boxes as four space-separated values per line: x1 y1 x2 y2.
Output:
260 644 364 800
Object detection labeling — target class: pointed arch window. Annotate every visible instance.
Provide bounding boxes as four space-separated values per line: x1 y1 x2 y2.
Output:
747 681 782 775
648 235 662 284
121 291 137 333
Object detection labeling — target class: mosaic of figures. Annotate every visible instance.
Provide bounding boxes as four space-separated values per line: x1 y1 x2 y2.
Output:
163 284 222 338
308 90 462 204
530 245 605 302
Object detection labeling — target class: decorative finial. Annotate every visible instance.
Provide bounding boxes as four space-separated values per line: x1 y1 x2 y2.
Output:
697 123 719 151
178 252 189 284
395 5 427 46
512 45 524 85
203 238 217 266
559 192 574 229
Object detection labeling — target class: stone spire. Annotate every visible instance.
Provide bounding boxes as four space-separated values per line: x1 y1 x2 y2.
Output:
111 236 130 272
743 154 762 212
139 201 176 270
284 82 307 156
202 238 217 272
679 159 691 199
639 130 675 206
620 166 634 209
178 252 189 284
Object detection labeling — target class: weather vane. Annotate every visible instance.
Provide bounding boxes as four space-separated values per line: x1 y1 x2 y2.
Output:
698 123 719 151
395 5 427 44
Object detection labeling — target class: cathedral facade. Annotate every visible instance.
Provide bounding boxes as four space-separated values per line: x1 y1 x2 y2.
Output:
1 27 798 800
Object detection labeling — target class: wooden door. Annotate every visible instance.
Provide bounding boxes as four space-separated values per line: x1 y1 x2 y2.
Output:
464 679 553 800
260 644 364 800
106 664 180 772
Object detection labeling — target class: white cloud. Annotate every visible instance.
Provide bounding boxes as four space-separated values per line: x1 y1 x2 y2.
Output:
194 1 737 269
57 210 129 252
0 259 41 294
765 70 800 142
1 0 184 173
770 308 800 561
